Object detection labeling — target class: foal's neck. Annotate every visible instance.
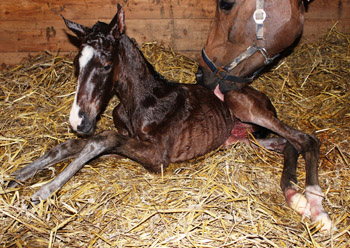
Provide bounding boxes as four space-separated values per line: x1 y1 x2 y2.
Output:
116 36 163 89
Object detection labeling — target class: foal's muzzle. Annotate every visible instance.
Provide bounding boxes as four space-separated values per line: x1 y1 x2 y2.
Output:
76 112 96 136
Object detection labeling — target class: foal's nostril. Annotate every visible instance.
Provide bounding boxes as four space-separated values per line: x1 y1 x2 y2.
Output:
195 66 204 85
77 112 87 132
76 112 95 135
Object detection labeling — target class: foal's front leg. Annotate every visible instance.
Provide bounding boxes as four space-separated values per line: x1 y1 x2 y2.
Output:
9 139 87 187
31 134 109 203
31 130 169 202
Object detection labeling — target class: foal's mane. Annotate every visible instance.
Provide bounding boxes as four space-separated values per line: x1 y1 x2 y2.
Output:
119 34 173 85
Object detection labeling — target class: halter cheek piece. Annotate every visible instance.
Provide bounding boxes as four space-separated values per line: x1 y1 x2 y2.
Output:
201 0 280 93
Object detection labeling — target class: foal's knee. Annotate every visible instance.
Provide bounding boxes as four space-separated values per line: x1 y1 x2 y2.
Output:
87 131 125 152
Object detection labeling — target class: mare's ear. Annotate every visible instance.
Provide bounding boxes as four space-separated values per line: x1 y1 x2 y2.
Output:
61 15 91 40
109 4 125 38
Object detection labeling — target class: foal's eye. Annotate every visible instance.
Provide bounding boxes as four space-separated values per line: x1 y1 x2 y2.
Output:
104 64 112 71
219 0 235 11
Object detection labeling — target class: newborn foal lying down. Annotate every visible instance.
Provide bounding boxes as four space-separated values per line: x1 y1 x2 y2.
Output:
9 4 331 233
9 5 233 202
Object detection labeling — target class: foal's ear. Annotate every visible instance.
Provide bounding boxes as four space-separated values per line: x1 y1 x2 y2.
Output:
109 4 126 38
62 15 91 40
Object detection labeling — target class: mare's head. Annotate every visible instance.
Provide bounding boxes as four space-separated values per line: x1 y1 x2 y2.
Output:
197 0 305 90
63 5 125 135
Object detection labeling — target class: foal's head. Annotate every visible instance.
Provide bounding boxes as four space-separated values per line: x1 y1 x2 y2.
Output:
197 0 305 89
63 5 125 135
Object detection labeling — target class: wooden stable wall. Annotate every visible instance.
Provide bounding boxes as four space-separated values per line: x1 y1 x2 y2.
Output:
0 0 349 67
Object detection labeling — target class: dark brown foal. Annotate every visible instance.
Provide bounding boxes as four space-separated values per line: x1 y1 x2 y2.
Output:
9 5 233 208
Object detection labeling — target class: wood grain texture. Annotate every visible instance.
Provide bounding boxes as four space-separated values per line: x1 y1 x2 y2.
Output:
0 0 349 66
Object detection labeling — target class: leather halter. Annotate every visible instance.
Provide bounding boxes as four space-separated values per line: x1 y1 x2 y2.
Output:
201 0 279 93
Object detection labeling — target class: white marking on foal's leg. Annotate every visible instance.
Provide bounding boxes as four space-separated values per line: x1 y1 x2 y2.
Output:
69 46 95 131
285 187 311 218
305 185 333 234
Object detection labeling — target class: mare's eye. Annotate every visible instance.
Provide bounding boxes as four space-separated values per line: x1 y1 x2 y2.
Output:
104 64 112 71
219 0 235 11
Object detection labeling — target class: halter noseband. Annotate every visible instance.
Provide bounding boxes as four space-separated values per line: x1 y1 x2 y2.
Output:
201 0 279 93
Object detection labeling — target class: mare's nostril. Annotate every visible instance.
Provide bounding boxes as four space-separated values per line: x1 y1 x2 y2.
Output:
195 66 204 84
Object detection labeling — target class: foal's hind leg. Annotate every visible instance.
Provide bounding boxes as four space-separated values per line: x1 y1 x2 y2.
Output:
8 139 87 187
224 87 332 233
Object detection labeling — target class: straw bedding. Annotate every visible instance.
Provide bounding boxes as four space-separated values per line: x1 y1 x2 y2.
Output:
0 28 349 247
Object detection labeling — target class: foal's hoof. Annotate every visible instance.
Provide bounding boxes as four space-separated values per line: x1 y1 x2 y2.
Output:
285 188 311 217
286 189 334 234
30 198 41 205
7 180 19 188
31 187 52 204
312 212 333 234
305 185 334 234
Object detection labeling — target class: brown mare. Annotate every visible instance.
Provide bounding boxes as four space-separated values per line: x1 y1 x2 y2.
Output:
196 0 332 233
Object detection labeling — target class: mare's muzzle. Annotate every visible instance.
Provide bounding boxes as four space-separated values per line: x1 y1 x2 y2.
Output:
195 66 204 85
195 65 219 91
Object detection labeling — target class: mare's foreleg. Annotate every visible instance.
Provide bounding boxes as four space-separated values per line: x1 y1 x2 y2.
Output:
224 88 332 233
31 130 168 203
8 139 87 187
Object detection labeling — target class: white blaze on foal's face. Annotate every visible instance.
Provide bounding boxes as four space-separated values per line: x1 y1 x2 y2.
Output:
69 46 95 131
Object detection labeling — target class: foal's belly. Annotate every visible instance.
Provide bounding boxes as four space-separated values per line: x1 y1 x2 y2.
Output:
170 87 233 162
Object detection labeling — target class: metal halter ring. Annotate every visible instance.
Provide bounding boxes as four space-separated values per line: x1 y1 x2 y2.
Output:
253 9 266 24
215 67 228 80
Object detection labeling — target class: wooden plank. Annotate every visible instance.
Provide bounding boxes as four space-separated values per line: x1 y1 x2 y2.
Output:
3 0 349 22
0 19 213 53
0 19 175 52
302 18 350 41
0 0 216 21
2 17 349 66
1 0 350 67
2 15 348 53
173 19 213 51
305 0 350 19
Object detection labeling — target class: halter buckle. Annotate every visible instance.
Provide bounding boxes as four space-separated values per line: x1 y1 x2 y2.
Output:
215 67 227 80
253 9 266 24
